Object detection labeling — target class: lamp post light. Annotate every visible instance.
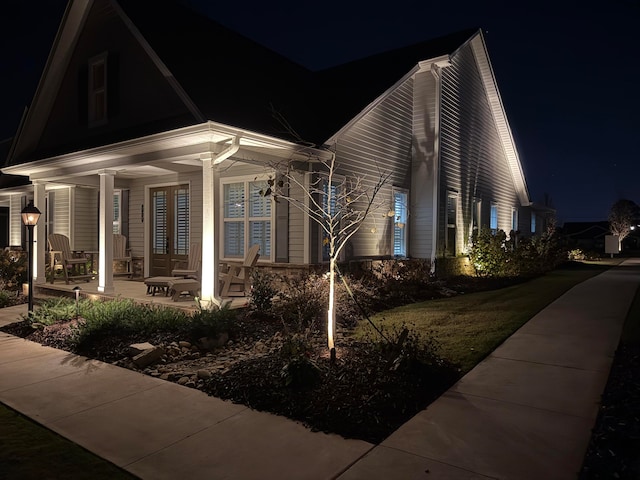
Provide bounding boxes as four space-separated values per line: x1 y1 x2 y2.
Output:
21 201 41 315
72 286 81 320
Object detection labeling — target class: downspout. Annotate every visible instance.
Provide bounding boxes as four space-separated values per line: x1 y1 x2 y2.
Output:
430 63 443 274
213 134 241 165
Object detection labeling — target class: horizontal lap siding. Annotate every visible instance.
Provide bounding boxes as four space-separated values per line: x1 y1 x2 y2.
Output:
52 188 71 238
411 70 437 258
440 42 519 254
288 172 305 263
73 187 98 251
334 78 413 258
10 195 23 246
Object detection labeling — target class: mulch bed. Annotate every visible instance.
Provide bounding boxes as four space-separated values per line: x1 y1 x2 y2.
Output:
579 343 640 479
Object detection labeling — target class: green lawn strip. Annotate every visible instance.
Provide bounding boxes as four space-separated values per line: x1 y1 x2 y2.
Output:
0 403 137 479
354 261 618 373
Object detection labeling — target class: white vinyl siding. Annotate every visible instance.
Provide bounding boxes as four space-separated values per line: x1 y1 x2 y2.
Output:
287 171 305 263
9 195 24 246
440 40 520 250
411 70 437 258
333 77 413 258
73 187 98 251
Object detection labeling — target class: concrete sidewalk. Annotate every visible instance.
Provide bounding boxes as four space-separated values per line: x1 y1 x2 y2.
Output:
1 258 639 479
340 258 640 480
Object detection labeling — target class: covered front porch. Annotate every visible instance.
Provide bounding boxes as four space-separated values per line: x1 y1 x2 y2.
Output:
3 121 328 309
32 277 250 311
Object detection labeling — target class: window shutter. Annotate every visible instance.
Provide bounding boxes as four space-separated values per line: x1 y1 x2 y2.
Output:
107 52 119 118
77 65 88 126
173 188 189 255
121 189 129 241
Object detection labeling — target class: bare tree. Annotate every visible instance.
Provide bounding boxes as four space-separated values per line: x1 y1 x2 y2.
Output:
264 147 391 360
609 198 639 248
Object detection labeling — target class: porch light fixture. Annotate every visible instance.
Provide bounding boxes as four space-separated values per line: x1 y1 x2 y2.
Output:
21 201 41 315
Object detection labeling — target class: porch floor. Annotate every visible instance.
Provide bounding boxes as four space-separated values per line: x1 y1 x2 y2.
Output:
34 277 249 310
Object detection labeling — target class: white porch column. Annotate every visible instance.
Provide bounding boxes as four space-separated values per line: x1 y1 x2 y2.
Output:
98 170 115 294
33 182 46 285
200 154 220 307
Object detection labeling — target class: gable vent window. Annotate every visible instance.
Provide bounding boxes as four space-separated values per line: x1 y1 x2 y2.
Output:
88 53 108 126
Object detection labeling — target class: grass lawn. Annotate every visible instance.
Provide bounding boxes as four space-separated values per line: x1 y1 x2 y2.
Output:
0 403 136 479
356 259 621 373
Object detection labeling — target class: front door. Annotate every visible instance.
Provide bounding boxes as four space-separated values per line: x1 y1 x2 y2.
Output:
149 185 190 277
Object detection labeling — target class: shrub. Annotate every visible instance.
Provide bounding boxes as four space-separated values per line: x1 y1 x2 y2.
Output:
69 299 189 348
469 228 512 277
27 297 82 326
279 333 321 388
0 290 13 308
249 269 278 313
568 248 585 261
271 273 326 332
0 250 27 291
188 303 237 340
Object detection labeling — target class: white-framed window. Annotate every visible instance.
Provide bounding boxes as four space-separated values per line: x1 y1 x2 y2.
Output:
320 175 343 262
392 189 408 257
88 53 107 126
113 190 121 234
531 214 536 234
446 191 458 256
472 198 481 231
511 207 518 233
222 176 272 260
490 203 498 233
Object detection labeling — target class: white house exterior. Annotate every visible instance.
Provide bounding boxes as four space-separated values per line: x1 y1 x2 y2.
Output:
0 0 535 305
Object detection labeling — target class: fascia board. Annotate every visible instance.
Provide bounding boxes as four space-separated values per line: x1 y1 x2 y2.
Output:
469 31 531 206
10 0 93 163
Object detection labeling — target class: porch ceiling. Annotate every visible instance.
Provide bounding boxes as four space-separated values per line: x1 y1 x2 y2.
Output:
2 122 328 184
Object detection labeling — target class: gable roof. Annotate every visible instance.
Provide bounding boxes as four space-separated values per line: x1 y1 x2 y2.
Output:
8 0 481 164
6 0 528 206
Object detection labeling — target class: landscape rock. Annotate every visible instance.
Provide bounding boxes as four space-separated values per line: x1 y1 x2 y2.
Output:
128 342 156 357
132 346 165 368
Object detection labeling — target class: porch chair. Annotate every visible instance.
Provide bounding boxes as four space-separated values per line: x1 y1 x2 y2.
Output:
171 243 201 279
113 234 132 276
47 233 91 284
219 244 260 297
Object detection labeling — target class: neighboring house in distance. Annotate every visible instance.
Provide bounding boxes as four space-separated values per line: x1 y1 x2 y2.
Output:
562 221 610 252
0 0 535 305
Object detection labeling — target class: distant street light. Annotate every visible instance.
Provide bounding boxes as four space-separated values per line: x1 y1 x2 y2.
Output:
21 201 41 315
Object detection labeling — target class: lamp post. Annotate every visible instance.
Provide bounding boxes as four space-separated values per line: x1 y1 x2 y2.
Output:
21 201 41 315
72 286 81 320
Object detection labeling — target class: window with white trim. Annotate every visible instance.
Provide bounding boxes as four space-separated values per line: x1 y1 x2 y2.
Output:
511 208 518 233
490 203 498 233
320 177 341 262
392 189 408 257
531 214 536 234
446 192 457 256
88 53 107 126
472 198 481 231
222 177 271 259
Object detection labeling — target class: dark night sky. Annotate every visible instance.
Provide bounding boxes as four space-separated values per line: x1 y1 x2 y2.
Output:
1 0 639 224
